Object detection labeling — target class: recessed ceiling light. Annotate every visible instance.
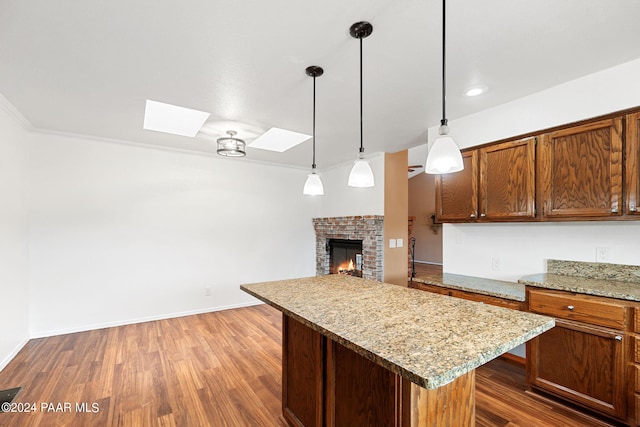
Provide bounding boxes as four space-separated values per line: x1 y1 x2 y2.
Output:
143 100 210 137
464 85 488 97
248 127 311 152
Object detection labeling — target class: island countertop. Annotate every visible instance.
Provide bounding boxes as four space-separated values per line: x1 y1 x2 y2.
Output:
241 275 554 390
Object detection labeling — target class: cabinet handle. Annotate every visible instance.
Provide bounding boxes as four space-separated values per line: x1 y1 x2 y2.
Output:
614 335 623 341
611 207 618 213
631 204 637 212
480 213 486 218
567 305 574 311
470 213 477 218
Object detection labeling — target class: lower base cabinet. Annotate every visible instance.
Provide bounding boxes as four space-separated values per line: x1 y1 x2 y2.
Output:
282 315 402 427
527 318 626 419
282 314 476 427
526 287 640 426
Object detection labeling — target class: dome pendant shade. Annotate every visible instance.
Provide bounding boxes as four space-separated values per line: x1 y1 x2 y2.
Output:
348 156 375 187
217 130 246 157
425 131 463 174
303 171 324 195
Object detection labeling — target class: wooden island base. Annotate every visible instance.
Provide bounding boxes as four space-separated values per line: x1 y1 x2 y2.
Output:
282 315 476 427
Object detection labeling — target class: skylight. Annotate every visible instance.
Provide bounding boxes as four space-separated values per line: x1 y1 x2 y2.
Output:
248 127 311 152
143 100 210 137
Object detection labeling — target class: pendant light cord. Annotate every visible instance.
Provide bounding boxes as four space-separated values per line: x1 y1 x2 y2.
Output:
312 74 317 169
359 36 364 153
441 0 447 127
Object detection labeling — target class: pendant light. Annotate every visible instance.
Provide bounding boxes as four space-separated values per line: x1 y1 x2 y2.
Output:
303 65 325 196
425 0 464 174
217 130 246 157
347 21 375 188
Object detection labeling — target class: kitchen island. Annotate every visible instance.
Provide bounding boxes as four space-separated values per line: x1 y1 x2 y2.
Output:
241 275 554 426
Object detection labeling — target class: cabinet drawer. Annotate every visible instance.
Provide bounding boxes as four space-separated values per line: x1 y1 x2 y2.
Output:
527 288 626 329
636 307 640 333
636 336 640 363
635 364 640 393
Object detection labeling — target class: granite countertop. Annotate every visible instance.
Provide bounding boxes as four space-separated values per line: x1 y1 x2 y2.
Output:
241 275 554 390
412 272 526 302
519 273 640 302
518 259 640 302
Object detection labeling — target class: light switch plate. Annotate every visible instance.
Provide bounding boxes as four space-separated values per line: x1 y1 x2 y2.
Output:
396 238 403 248
389 239 396 248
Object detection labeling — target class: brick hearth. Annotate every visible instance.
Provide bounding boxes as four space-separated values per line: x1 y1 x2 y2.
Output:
312 216 383 281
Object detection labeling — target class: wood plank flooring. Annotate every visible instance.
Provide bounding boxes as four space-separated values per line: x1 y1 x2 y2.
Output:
0 304 621 426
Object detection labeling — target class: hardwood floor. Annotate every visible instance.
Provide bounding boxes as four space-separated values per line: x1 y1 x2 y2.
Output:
0 304 620 426
413 262 443 277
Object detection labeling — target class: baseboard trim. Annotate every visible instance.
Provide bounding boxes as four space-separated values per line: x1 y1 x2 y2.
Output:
500 352 526 366
0 338 29 373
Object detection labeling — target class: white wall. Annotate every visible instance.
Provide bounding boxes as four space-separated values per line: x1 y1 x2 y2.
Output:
317 153 385 218
28 132 318 336
444 222 640 281
439 58 640 279
0 97 30 370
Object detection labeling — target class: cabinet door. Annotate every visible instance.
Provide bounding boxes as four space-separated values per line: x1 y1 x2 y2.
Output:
326 341 401 427
479 137 536 220
282 315 324 427
626 112 640 215
539 118 623 218
528 318 626 419
435 150 478 222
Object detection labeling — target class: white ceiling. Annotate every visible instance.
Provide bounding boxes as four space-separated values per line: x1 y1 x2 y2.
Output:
2 0 640 171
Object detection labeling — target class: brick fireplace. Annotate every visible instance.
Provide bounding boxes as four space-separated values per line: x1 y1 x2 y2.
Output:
312 216 384 281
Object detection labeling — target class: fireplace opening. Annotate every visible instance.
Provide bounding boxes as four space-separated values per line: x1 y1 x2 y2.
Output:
329 239 363 277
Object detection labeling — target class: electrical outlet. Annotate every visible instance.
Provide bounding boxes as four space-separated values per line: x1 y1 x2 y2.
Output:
204 286 212 296
396 238 404 248
596 247 610 262
389 239 397 248
491 257 501 271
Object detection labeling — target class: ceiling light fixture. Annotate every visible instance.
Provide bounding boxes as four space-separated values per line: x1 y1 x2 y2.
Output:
216 130 246 157
425 0 464 174
347 21 375 188
303 66 325 196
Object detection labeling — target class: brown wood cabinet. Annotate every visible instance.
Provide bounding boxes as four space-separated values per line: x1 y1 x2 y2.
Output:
282 315 324 427
627 112 640 216
539 117 623 219
527 287 640 425
434 107 640 223
435 150 478 222
479 137 536 220
435 137 536 222
282 314 476 426
633 308 640 425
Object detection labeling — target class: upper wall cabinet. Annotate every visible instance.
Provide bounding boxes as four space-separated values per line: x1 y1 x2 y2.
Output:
435 138 536 222
479 137 536 220
539 118 623 219
626 112 640 216
435 150 478 222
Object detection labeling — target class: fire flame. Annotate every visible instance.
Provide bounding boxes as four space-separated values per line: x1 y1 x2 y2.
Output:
338 259 355 273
